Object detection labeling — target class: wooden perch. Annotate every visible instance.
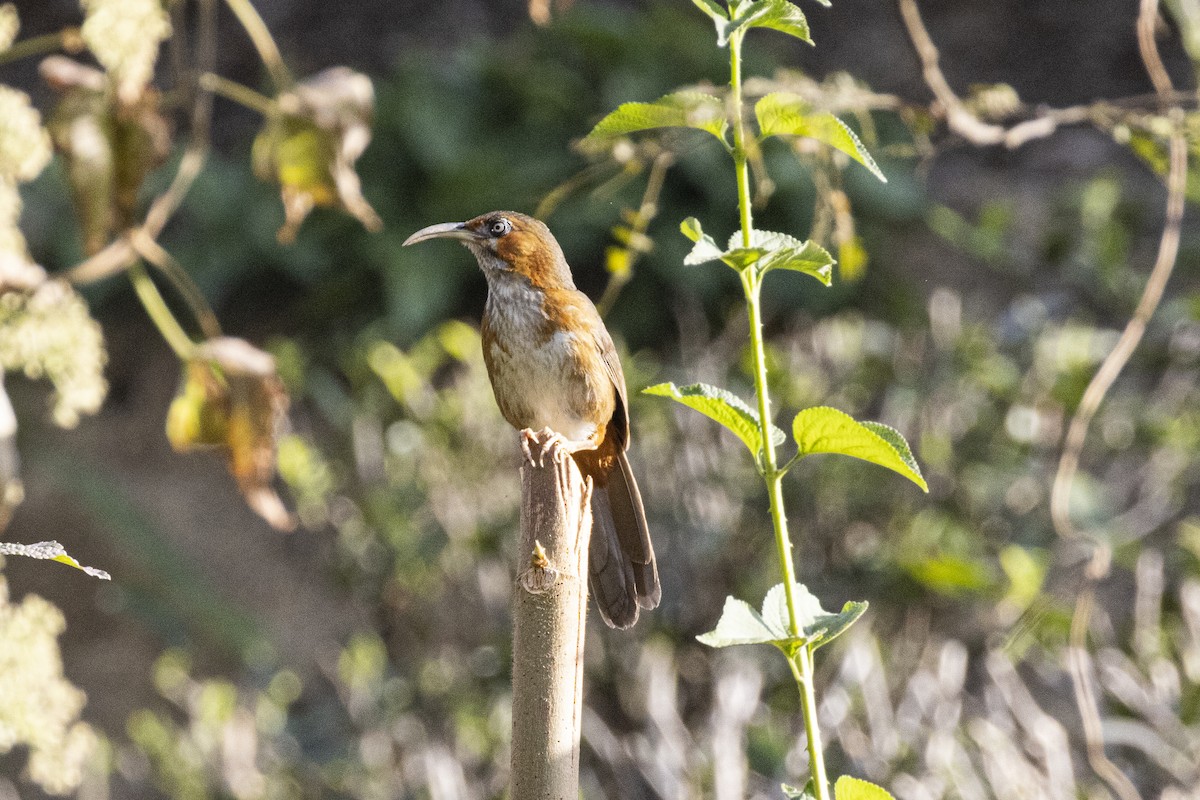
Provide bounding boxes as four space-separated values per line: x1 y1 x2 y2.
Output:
510 429 592 800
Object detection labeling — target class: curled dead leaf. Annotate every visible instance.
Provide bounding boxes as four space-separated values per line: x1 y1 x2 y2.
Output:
253 66 382 244
166 337 296 531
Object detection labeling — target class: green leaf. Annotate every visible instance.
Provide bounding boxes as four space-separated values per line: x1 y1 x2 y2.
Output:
680 219 834 284
726 229 835 283
835 775 896 800
696 595 784 647
756 92 886 182
761 583 868 651
643 381 784 457
0 540 111 580
727 0 812 44
690 0 731 44
792 407 928 491
680 217 726 265
584 91 728 144
698 582 867 651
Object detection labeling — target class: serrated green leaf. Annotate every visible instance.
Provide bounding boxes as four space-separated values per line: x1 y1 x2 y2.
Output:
699 583 867 652
682 221 834 283
756 92 886 182
792 406 928 491
835 775 896 800
696 595 783 647
585 91 728 144
0 540 111 579
727 0 813 44
680 217 726 265
761 583 867 651
643 381 784 457
726 229 835 282
859 421 925 489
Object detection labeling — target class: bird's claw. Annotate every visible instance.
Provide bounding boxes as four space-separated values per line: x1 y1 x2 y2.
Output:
520 428 569 468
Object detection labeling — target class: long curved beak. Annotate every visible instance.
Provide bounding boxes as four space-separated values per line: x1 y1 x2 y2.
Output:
402 221 473 246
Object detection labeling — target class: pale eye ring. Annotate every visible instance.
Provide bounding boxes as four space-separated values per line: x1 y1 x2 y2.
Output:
489 218 512 237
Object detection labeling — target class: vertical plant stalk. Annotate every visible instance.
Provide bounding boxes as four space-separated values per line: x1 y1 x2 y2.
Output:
728 28 830 800
510 432 592 800
127 262 195 360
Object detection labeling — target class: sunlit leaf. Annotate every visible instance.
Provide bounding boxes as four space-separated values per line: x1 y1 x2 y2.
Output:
835 775 896 800
792 406 928 491
760 582 867 651
690 0 730 43
644 381 784 458
680 217 726 265
254 67 382 244
838 234 868 281
696 594 783 647
0 540 110 579
681 219 834 282
698 582 867 652
756 92 886 182
726 0 812 45
584 91 728 144
167 338 295 531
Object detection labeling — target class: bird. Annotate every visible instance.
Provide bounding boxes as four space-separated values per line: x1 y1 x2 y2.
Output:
403 211 660 628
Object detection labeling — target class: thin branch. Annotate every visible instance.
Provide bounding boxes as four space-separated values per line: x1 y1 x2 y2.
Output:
130 230 222 340
1067 548 1143 800
1052 3 1186 799
896 0 1006 145
596 152 673 317
0 27 83 66
198 72 276 117
127 261 196 360
222 0 292 91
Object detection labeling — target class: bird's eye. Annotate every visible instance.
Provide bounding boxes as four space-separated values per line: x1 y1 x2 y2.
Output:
489 218 512 237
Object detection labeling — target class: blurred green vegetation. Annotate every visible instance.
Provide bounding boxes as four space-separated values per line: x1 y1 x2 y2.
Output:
0 1 1199 798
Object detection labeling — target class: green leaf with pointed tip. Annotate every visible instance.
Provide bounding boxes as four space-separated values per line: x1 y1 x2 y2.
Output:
724 229 835 282
756 92 886 182
835 776 896 800
792 406 928 491
698 583 867 651
696 595 783 647
681 220 834 283
0 540 111 580
761 582 868 651
644 381 784 457
726 0 812 44
680 217 726 265
585 91 728 144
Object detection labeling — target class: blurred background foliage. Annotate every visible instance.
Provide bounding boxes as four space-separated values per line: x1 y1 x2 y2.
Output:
1 0 1199 799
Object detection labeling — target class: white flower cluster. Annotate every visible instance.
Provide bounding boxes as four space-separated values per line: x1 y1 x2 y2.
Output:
0 85 51 185
0 276 108 428
0 575 98 795
80 0 171 103
0 4 18 53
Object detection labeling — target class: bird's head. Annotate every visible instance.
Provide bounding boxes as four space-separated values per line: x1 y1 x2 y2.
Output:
403 211 574 289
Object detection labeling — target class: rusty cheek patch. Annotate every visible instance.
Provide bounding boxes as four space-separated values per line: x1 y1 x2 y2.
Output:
494 231 559 286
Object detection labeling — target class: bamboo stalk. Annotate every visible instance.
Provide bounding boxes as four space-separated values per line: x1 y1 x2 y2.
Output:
510 430 592 799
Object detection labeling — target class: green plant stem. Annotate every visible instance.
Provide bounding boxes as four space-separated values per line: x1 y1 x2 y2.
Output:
730 28 830 800
0 28 80 66
222 0 292 91
198 72 276 117
789 647 830 796
128 261 195 360
730 32 754 249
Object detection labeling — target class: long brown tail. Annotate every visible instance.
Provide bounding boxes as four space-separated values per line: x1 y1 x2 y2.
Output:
587 451 660 629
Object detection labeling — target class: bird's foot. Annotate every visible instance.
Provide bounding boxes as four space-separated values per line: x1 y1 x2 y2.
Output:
520 427 571 467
